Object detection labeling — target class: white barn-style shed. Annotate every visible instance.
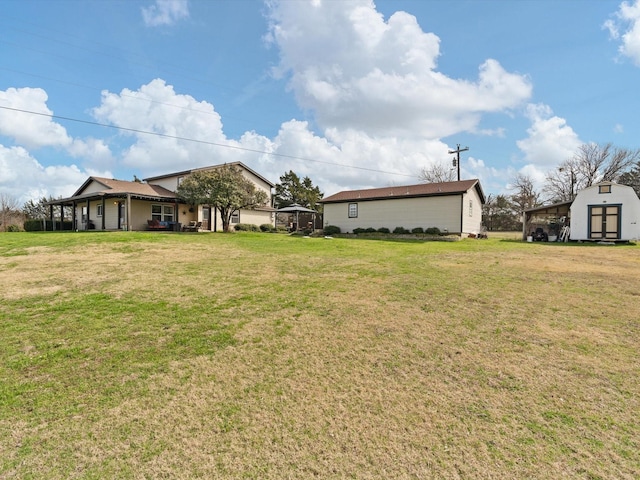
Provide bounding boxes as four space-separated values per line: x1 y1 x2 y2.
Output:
320 179 485 236
570 181 640 242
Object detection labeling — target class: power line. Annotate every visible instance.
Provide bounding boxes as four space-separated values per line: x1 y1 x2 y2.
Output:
0 104 419 179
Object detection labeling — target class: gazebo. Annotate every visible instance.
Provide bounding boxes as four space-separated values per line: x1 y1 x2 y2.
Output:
275 203 317 232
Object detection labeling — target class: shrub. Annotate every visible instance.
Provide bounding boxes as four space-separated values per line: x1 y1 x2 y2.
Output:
6 224 22 232
24 219 74 231
425 227 441 235
411 227 424 234
353 227 366 234
377 227 390 234
323 225 341 235
393 226 410 234
234 223 259 232
365 227 377 233
260 224 276 232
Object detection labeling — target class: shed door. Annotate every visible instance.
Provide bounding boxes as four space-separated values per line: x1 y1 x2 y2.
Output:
589 205 620 240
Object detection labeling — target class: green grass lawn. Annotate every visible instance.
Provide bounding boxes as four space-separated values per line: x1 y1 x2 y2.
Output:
1 232 639 479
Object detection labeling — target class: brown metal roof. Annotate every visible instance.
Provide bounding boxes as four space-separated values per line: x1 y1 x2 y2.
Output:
320 179 484 204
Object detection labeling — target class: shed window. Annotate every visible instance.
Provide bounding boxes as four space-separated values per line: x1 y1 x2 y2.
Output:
469 200 473 217
348 203 358 218
599 184 612 194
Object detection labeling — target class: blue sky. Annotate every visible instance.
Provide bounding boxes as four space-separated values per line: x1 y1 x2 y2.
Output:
1 0 640 203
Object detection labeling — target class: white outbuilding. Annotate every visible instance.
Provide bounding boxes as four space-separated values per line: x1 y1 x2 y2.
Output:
570 182 640 242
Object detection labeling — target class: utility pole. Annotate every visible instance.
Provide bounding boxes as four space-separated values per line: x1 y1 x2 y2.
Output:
448 144 469 181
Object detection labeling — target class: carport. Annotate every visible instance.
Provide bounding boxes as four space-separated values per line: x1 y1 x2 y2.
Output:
523 201 572 241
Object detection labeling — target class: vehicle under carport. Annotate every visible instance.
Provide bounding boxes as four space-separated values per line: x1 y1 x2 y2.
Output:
522 201 572 242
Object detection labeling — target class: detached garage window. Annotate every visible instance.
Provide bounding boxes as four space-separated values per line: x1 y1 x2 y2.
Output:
348 203 358 218
469 200 473 217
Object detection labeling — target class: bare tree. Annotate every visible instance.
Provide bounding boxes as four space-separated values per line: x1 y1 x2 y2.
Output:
544 143 640 202
419 161 457 183
509 173 541 214
0 193 21 231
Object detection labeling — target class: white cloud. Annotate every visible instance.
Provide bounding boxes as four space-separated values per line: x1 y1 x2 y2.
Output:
516 104 581 167
92 79 233 175
605 0 640 65
266 0 532 138
0 87 72 149
0 144 105 204
142 0 189 27
510 103 582 191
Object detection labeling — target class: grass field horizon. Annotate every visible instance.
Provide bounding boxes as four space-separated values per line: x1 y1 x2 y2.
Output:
1 232 638 478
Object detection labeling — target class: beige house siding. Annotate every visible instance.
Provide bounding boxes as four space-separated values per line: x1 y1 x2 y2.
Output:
233 209 273 228
324 196 464 233
148 176 182 192
461 188 484 235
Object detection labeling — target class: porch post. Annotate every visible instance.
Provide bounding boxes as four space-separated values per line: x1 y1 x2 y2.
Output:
101 197 106 230
126 194 132 231
49 204 54 231
72 201 77 231
85 199 90 230
59 204 64 230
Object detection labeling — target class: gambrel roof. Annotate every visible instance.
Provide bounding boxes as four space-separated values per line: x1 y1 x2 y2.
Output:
320 179 485 204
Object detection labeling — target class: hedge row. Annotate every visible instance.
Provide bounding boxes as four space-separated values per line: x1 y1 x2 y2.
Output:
323 226 442 236
23 219 75 231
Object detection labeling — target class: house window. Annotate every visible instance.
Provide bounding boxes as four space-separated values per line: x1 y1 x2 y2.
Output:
231 211 240 224
97 204 103 217
599 184 612 194
177 176 184 186
152 204 174 221
348 203 358 218
469 200 473 217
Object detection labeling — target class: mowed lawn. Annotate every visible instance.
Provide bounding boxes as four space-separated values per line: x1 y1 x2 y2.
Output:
0 232 639 479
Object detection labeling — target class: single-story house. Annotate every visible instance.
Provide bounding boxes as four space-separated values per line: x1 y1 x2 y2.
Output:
319 179 485 235
47 162 275 232
570 181 640 242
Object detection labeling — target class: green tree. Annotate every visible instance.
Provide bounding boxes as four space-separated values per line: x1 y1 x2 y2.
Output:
177 164 269 232
23 196 50 219
483 194 521 231
274 170 323 210
618 161 640 198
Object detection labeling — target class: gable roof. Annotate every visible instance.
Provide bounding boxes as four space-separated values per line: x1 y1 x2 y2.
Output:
320 179 485 204
143 161 275 188
73 177 177 198
46 177 179 205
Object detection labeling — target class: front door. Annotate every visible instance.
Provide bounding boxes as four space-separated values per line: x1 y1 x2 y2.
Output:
589 205 620 240
202 207 210 230
118 203 125 230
